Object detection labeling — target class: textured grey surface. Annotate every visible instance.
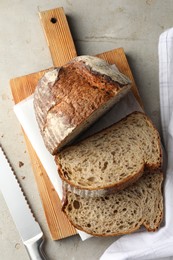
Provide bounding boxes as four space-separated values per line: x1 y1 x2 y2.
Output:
0 0 172 259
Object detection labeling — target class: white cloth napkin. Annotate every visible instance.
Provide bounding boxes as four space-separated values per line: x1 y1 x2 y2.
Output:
100 28 173 260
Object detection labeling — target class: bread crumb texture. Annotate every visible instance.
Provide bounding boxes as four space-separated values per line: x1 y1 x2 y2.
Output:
63 171 163 236
56 112 162 190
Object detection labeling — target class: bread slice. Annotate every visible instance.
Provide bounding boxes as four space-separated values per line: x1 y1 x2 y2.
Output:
62 171 163 236
55 112 162 194
33 55 131 154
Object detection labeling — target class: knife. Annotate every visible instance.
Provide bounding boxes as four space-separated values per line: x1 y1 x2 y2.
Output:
0 145 47 260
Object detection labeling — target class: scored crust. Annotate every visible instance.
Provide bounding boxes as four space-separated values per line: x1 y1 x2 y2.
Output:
33 55 131 154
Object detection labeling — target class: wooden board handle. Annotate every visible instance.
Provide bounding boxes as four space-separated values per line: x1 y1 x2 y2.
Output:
39 7 77 67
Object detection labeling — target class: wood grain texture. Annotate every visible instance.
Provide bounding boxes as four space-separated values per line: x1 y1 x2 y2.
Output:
10 7 143 240
39 7 77 66
10 70 45 102
26 136 77 239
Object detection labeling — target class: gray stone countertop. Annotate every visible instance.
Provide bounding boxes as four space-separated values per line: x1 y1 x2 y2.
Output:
0 1 172 259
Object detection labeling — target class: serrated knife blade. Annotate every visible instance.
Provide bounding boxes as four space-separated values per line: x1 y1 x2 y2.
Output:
0 145 47 260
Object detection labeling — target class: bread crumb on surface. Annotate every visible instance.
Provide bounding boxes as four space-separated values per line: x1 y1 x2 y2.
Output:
19 161 24 168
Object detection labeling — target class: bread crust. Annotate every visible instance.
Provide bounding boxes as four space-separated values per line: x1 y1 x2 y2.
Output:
34 55 131 154
61 213 162 237
62 205 144 237
57 161 145 194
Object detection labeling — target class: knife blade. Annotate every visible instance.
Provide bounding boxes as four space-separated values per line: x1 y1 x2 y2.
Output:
0 145 47 260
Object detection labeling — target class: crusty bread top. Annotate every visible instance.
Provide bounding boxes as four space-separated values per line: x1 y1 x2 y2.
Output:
62 170 163 236
56 112 162 192
33 55 131 154
73 56 131 85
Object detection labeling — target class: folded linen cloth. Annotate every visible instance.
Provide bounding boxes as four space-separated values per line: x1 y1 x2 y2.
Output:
100 28 173 260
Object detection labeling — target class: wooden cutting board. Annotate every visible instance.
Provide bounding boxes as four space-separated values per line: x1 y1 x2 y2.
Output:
10 7 143 240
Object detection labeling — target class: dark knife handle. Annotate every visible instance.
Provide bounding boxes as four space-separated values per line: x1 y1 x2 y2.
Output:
24 234 47 260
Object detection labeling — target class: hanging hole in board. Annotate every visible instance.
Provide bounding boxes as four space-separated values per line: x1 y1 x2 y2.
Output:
50 17 57 24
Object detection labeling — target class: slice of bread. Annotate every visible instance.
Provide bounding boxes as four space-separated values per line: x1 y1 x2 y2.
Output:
62 171 163 236
55 112 162 193
33 55 131 154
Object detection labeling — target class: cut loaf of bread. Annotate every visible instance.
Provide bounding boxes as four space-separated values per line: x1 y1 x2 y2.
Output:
56 112 162 194
62 171 163 236
33 55 131 154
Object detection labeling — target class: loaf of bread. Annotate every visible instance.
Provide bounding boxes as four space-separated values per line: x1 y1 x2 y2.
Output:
62 170 163 236
33 55 131 154
55 112 162 194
